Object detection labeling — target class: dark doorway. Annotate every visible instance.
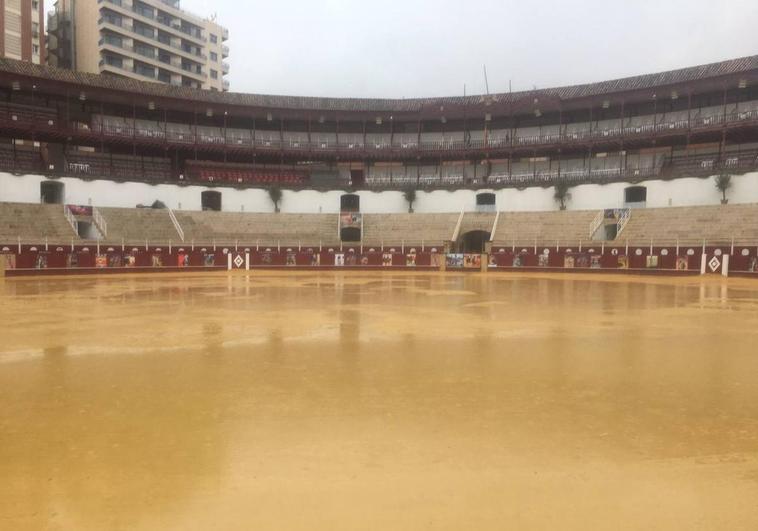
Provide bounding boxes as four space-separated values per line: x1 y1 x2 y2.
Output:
340 193 360 212
201 190 222 211
350 169 365 188
460 230 490 253
341 227 361 242
40 181 65 204
625 186 647 205
476 192 497 212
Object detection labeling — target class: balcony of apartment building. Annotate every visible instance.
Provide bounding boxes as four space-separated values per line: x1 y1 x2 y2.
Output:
221 44 229 59
222 27 229 41
222 62 230 75
99 0 206 47
222 79 230 91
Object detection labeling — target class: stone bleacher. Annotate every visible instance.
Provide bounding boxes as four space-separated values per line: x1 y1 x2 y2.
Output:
173 211 340 247
97 207 181 244
492 210 600 246
361 213 459 246
618 204 758 244
0 203 76 243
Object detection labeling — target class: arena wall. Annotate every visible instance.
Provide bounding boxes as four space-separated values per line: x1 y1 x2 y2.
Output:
1 171 757 213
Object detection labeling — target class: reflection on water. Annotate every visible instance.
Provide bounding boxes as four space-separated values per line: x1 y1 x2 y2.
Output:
1 272 758 530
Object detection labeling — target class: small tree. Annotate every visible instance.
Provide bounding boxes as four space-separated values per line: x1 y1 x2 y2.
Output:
715 174 732 205
403 188 417 213
151 200 166 209
268 186 283 213
554 181 570 211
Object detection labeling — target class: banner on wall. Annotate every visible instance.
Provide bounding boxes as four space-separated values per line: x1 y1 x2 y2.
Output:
564 256 575 269
676 257 689 271
66 205 93 217
345 254 358 266
335 254 345 266
286 252 297 266
432 253 444 268
406 254 417 267
646 255 659 269
203 254 215 267
749 257 758 273
538 253 550 267
35 254 49 269
152 255 163 268
382 253 394 267
108 255 122 268
177 253 189 267
591 255 602 269
488 254 498 268
618 256 629 269
446 254 464 268
261 252 273 265
340 213 362 229
463 254 481 269
2 254 16 270
66 253 78 268
310 253 320 267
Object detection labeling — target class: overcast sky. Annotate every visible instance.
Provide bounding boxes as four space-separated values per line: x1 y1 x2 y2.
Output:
180 0 757 99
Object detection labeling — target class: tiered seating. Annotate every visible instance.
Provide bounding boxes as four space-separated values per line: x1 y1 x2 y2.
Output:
459 212 496 235
0 102 58 129
618 204 758 244
65 151 171 181
174 211 339 246
492 210 599 246
185 161 309 186
0 202 76 243
361 213 459 246
97 207 181 244
0 145 42 173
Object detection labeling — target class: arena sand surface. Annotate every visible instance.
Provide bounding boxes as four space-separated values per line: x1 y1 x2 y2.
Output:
1 271 758 530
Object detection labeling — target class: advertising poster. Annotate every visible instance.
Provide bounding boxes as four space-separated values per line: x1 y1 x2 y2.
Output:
676 257 689 271
464 254 481 269
590 255 602 269
538 254 550 267
576 255 590 268
108 255 123 268
203 254 215 267
261 252 273 265
177 253 189 267
340 213 362 229
95 255 107 268
2 254 16 270
124 254 136 268
286 253 297 266
66 253 78 268
151 255 163 267
35 254 49 269
360 256 369 266
512 254 524 267
335 254 345 266
345 254 357 266
748 257 758 273
618 256 629 269
406 254 417 267
488 254 498 268
646 255 659 268
431 253 444 267
310 253 320 267
382 253 394 267
564 256 575 269
446 254 464 268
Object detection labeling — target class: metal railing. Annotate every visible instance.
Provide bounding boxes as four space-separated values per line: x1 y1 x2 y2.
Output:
167 207 185 242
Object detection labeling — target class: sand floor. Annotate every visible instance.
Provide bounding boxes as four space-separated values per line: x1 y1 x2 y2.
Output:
1 271 757 530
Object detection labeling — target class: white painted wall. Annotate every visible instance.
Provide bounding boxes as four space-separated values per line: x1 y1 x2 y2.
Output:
1 171 756 213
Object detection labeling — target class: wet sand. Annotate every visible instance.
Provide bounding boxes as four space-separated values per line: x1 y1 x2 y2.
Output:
1 271 758 530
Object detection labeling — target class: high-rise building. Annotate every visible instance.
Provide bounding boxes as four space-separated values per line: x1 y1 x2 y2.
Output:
1 0 45 64
48 0 229 91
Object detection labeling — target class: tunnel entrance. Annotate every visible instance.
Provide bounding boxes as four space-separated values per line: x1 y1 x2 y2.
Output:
459 230 490 253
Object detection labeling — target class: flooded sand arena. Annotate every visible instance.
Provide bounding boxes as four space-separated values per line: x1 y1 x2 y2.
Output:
1 272 758 530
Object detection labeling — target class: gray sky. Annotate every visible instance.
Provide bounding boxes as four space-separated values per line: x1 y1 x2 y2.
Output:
181 0 758 98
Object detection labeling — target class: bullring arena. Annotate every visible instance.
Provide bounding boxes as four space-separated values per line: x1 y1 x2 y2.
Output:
2 54 758 530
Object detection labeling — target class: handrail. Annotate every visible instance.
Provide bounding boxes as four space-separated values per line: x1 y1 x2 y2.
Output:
616 209 632 238
167 207 185 242
451 210 465 242
63 205 78 235
589 210 605 239
490 211 500 242
92 207 108 238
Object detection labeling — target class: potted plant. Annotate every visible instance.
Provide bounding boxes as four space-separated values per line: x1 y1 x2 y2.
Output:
715 174 732 205
268 186 283 213
403 188 417 213
554 181 571 210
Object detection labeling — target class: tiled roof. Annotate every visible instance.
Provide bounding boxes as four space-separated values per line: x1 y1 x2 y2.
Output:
1 55 756 113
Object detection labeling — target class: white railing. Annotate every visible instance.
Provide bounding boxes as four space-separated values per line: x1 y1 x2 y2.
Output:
616 209 632 238
451 210 465 242
92 207 108 239
589 210 605 239
167 207 185 242
490 211 500 242
63 205 78 235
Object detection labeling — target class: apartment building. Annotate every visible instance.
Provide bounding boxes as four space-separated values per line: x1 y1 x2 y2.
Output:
48 0 229 91
1 0 45 63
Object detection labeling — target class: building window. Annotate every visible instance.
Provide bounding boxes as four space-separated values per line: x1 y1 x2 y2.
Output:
211 69 218 79
210 51 218 62
210 34 218 44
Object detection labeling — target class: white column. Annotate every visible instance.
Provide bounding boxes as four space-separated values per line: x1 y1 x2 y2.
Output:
700 254 707 275
245 253 250 271
722 255 730 277
227 252 233 271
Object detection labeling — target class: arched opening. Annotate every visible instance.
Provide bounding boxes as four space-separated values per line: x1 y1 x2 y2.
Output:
476 192 497 212
624 186 647 207
40 181 64 204
459 230 490 253
201 190 222 212
340 194 360 212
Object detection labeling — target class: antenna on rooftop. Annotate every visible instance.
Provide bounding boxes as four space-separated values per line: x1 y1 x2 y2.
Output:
483 65 490 95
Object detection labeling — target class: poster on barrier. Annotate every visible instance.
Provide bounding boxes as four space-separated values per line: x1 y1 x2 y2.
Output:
151 255 163 268
464 254 481 269
335 254 345 267
177 253 188 267
646 255 659 268
406 254 417 267
749 257 758 273
431 253 444 267
564 256 575 269
310 253 321 267
261 252 273 265
676 257 689 271
66 253 78 268
35 254 49 269
345 254 357 266
95 255 107 268
446 254 464 268
576 255 590 268
203 254 215 267
2 254 16 270
591 255 602 269
513 254 525 267
538 253 550 267
108 255 123 268
382 253 394 267
124 254 136 268
618 256 629 269
489 254 498 268
286 253 297 266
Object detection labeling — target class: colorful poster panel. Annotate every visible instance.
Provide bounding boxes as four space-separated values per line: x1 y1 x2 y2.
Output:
334 254 345 267
564 256 575 269
513 254 525 267
618 256 629 269
286 253 297 266
538 254 550 267
108 255 123 268
345 254 358 266
446 254 464 268
488 254 498 268
382 253 394 267
151 255 163 267
2 254 16 270
646 255 659 269
66 253 78 268
310 253 320 267
406 254 417 267
431 253 444 268
177 253 189 267
576 255 590 268
464 254 481 269
676 257 689 271
747 257 758 273
35 254 49 269
203 254 215 267
590 255 602 269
